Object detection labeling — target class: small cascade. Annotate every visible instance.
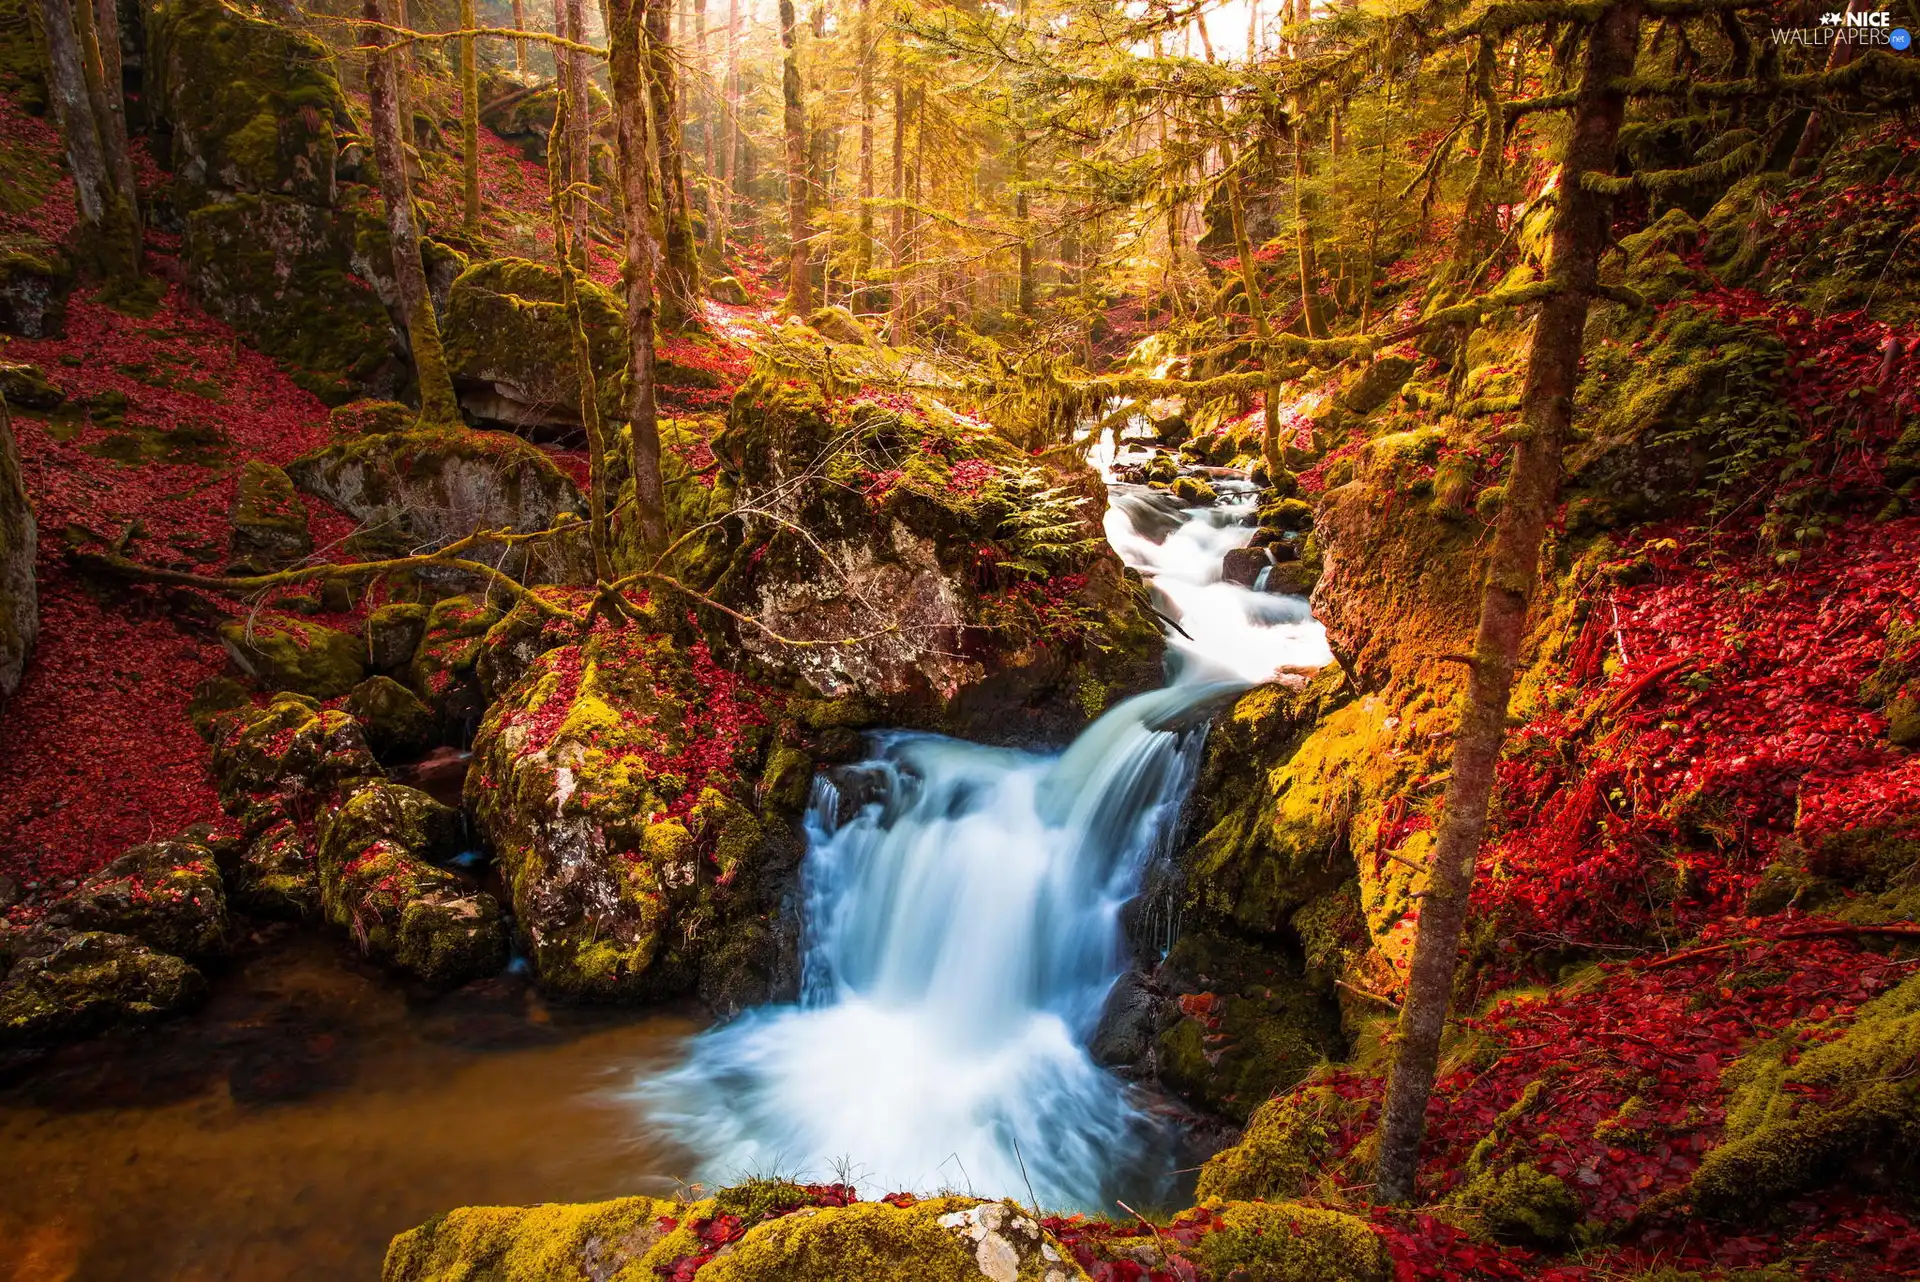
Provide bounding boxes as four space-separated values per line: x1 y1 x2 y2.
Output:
634 460 1330 1208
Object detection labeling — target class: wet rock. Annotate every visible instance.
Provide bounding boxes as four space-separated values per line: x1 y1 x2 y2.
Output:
1089 970 1162 1070
345 675 438 760
1221 546 1272 588
228 460 312 570
217 614 366 699
1 388 36 700
469 627 800 1003
233 819 320 918
365 601 430 673
473 594 573 703
0 928 206 1048
317 781 506 988
44 840 228 961
286 428 588 582
204 693 383 839
1264 561 1319 597
1170 475 1217 506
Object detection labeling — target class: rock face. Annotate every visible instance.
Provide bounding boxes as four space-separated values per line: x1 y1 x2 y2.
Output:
383 1192 1091 1282
228 459 312 570
316 782 507 988
0 928 206 1047
0 251 71 338
44 840 229 961
672 370 1164 743
443 258 627 431
468 625 803 1006
0 395 35 700
286 428 588 581
146 0 404 403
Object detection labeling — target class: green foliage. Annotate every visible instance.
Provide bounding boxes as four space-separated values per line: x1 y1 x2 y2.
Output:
981 465 1100 579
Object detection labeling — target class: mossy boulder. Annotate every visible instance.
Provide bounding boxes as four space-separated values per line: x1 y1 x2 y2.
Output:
1 391 35 699
329 398 417 439
383 1193 1087 1282
204 693 383 840
468 626 800 1004
366 601 431 673
1338 355 1416 418
411 595 505 724
708 274 751 305
286 428 589 582
0 250 72 338
44 840 228 961
1451 1162 1583 1247
443 257 627 430
146 0 347 205
1171 475 1217 506
317 781 506 988
233 818 320 919
346 675 438 760
1196 1083 1349 1203
1687 969 1920 1216
1188 1201 1389 1282
806 305 880 348
228 459 312 570
181 193 399 405
689 371 1163 742
218 614 366 699
0 928 206 1047
0 361 63 409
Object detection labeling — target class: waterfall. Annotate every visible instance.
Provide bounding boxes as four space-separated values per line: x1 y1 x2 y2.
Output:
632 470 1331 1208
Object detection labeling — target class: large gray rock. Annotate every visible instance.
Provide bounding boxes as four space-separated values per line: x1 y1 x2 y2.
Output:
0 395 34 700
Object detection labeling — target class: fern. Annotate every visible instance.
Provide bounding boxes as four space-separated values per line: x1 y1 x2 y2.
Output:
983 467 1101 578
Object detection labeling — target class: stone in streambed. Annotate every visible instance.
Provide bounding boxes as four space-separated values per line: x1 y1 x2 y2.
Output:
410 595 503 725
1221 545 1272 588
234 819 320 919
204 693 382 839
44 839 228 961
0 928 206 1047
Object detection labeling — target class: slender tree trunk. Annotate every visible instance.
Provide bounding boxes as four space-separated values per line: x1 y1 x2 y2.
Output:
40 0 136 276
460 0 480 232
608 0 668 551
1372 0 1644 1206
85 0 136 228
724 0 741 198
563 0 592 266
1449 35 1508 286
778 0 811 312
547 92 612 581
511 0 528 74
648 0 700 324
888 71 907 337
855 0 875 308
1291 122 1328 338
1223 162 1285 481
695 0 712 228
364 0 460 424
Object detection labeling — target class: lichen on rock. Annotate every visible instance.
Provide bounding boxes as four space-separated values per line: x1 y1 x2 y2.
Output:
217 613 366 699
0 928 206 1047
44 839 229 961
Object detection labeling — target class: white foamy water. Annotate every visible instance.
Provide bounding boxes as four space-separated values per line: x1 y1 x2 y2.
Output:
632 465 1330 1208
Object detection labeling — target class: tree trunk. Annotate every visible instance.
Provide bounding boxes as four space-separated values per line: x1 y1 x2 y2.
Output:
888 71 907 337
1448 35 1508 286
85 0 136 229
608 0 668 552
855 0 874 307
778 0 811 313
460 0 480 232
1224 161 1285 481
40 0 136 276
647 0 700 324
547 92 612 582
1789 0 1869 175
1371 0 1644 1207
511 0 528 74
1291 121 1328 338
562 0 592 266
364 0 460 424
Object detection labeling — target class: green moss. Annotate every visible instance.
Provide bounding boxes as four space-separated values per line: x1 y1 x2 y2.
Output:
1452 1162 1582 1246
235 820 320 919
1195 1083 1349 1202
46 840 229 961
346 675 438 759
1189 1201 1389 1282
443 257 628 425
699 1198 1081 1282
1171 476 1217 506
1688 970 1920 1216
0 930 207 1047
410 596 505 717
330 399 416 438
229 460 312 569
382 1195 682 1282
218 614 366 699
758 744 815 811
367 602 431 673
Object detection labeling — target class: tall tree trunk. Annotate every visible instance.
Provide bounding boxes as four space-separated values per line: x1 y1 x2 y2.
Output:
562 0 592 266
778 0 811 312
1291 121 1328 338
888 71 907 337
547 92 612 581
608 0 668 552
511 0 528 74
84 0 136 229
855 0 875 308
40 0 136 276
460 0 480 232
1223 161 1284 482
695 0 712 238
1448 35 1508 286
647 0 700 324
724 0 741 199
364 0 460 424
1371 0 1644 1206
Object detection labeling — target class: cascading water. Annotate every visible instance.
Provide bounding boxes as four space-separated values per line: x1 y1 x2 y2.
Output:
634 450 1332 1208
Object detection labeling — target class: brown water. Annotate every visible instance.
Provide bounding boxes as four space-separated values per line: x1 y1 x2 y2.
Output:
0 929 700 1282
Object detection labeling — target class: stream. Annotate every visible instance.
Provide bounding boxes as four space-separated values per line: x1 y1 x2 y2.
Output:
0 454 1331 1279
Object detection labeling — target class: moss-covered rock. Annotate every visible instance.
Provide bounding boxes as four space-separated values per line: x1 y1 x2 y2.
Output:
382 1194 684 1282
205 693 383 840
233 819 320 919
1687 970 1920 1216
218 613 366 699
228 459 312 570
1195 1083 1350 1203
1451 1162 1583 1247
1171 475 1217 506
0 928 206 1047
0 361 63 410
701 1199 1083 1282
181 193 399 405
0 250 72 338
411 595 505 724
330 398 417 439
468 626 800 1004
317 781 506 988
805 305 880 348
366 601 431 673
443 257 627 430
1189 1201 1389 1282
286 428 588 581
708 274 751 305
145 0 347 205
0 389 35 699
346 675 438 760
44 840 228 961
